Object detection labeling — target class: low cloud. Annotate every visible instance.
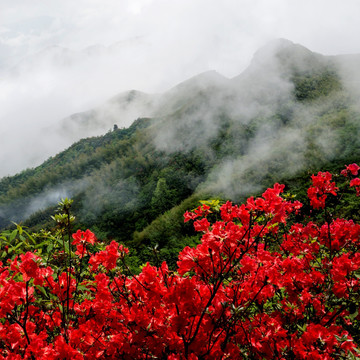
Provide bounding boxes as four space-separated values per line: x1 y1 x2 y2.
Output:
0 179 88 226
151 40 360 201
2 1 360 178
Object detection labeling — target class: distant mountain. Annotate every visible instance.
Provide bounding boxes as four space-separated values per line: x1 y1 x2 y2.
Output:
1 39 360 267
17 39 359 166
52 70 229 141
55 90 160 142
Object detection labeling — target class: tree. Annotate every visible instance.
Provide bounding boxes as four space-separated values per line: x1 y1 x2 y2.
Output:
151 178 174 214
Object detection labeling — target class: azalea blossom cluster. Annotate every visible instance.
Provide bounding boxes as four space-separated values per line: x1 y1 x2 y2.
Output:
0 166 360 359
341 163 360 196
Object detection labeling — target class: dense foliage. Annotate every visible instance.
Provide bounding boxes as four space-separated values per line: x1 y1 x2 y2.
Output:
1 165 360 358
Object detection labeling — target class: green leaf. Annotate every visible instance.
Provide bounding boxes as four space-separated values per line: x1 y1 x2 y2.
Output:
46 243 54 253
35 285 49 299
10 242 24 252
9 230 18 242
77 284 90 292
347 351 360 360
23 230 37 245
349 309 359 321
34 241 48 249
297 324 307 333
19 234 26 242
16 224 23 235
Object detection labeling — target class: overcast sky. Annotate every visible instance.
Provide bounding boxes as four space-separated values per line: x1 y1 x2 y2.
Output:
1 0 360 176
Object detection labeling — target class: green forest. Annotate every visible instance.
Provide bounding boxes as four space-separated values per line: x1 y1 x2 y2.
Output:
1 41 360 271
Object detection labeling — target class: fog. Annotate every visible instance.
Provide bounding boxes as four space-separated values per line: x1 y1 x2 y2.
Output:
151 38 360 200
1 0 360 177
0 179 88 225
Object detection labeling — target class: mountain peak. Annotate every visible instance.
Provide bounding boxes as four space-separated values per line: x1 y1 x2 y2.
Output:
250 38 317 67
253 38 295 57
234 38 326 85
168 70 229 94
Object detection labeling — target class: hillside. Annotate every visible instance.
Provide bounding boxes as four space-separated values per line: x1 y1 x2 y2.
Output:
1 39 360 267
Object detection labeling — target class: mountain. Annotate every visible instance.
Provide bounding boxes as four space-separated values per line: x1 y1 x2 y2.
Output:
1 39 360 267
53 70 229 143
55 90 159 143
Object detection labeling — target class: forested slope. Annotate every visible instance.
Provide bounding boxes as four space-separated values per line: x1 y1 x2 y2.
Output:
1 39 360 267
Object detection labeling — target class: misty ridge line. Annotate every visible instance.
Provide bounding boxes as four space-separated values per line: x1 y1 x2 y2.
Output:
150 40 358 197
0 38 355 177
0 38 360 226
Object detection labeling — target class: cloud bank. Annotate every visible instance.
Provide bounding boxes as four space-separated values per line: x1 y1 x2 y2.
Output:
1 0 360 176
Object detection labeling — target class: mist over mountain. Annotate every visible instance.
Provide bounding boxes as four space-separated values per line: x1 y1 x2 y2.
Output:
1 39 360 265
0 37 164 177
52 90 159 143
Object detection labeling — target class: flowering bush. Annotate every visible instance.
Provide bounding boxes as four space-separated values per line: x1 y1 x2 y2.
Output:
0 165 360 359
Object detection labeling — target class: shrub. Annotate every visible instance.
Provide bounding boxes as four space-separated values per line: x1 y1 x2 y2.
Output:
1 165 360 358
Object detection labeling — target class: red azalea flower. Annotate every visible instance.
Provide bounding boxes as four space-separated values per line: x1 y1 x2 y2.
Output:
307 171 338 209
72 229 96 245
341 163 360 177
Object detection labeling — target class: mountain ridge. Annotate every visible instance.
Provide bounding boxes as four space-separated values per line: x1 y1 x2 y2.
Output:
22 39 352 162
1 39 360 268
